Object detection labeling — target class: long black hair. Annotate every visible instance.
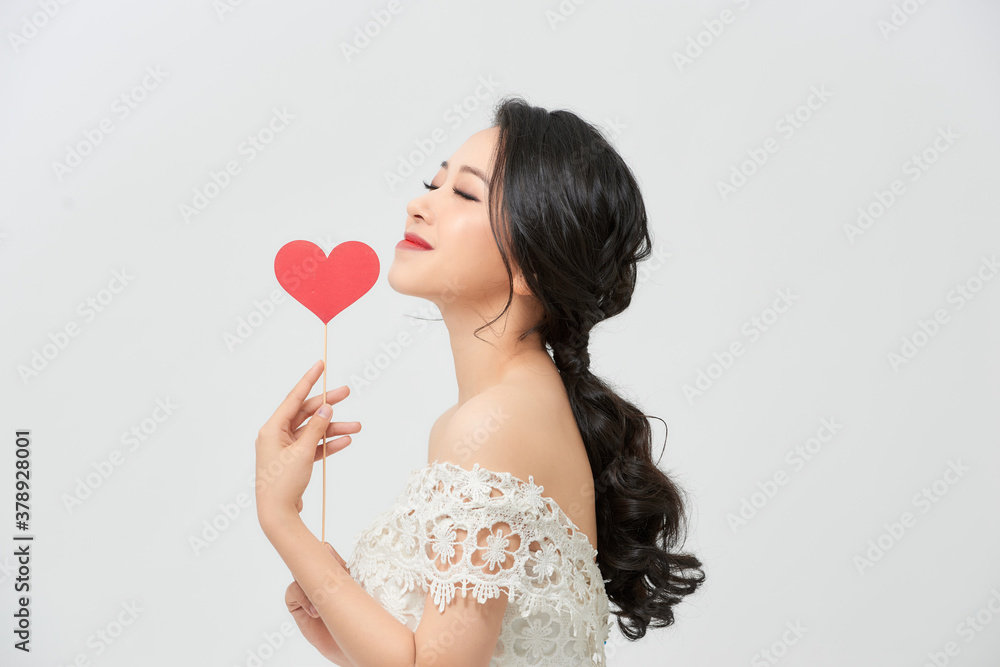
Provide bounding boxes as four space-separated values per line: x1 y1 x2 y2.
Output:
475 95 705 640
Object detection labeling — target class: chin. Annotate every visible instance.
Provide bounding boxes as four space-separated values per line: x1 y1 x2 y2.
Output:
386 262 419 297
386 264 403 294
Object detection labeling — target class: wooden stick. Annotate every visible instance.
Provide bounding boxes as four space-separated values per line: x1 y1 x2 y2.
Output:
321 322 328 544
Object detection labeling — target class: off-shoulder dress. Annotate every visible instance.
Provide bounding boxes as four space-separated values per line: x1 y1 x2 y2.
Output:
345 460 613 666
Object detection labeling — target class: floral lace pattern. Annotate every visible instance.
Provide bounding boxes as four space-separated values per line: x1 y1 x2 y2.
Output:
345 460 613 666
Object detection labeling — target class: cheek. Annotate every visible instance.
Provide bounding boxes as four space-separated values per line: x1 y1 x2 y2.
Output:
460 227 506 276
456 246 511 298
423 232 503 299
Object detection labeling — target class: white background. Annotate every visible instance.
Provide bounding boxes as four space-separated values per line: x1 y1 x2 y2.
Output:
2 1 999 665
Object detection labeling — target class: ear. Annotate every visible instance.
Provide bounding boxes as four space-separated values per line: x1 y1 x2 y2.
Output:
513 271 533 298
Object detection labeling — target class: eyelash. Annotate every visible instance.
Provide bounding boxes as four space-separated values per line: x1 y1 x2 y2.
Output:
422 180 478 202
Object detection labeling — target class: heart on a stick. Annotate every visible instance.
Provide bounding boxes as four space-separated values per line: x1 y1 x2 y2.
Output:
274 240 380 324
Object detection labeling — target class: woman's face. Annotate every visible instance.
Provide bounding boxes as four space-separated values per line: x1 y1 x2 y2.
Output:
388 126 512 310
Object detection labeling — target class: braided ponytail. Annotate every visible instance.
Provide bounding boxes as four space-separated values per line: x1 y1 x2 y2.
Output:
471 96 705 640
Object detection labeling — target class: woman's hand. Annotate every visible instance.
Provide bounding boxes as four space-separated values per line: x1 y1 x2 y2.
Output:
254 360 360 532
285 542 355 666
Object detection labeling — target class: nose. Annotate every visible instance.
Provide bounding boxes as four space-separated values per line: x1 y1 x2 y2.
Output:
406 194 430 225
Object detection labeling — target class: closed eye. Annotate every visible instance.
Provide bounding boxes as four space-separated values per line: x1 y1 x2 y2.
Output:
422 180 479 202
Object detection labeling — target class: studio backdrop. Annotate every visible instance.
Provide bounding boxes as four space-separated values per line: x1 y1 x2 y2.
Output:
2 1 998 665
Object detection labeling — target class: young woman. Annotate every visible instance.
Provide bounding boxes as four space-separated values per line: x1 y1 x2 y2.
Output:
254 96 705 666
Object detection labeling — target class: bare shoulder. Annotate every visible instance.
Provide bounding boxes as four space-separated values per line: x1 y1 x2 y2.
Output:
428 401 459 451
426 373 599 550
428 384 539 473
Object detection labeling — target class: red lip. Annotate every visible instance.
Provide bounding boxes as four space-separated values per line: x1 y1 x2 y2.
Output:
399 231 433 250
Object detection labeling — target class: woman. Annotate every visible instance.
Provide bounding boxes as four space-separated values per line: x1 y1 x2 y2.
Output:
254 96 705 665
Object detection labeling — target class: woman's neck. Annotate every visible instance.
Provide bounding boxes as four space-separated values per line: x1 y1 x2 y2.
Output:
439 298 549 405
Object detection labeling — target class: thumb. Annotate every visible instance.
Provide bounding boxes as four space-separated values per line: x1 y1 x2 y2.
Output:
306 402 332 443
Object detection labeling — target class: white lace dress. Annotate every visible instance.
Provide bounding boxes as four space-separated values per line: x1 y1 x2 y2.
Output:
345 460 614 665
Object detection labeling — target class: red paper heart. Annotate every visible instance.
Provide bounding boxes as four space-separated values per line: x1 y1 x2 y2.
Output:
274 240 380 324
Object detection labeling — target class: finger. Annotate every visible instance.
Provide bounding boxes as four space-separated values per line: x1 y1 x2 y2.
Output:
285 580 306 611
288 605 314 624
322 420 361 440
290 401 334 454
267 360 325 430
290 387 352 431
286 580 319 618
313 435 352 462
293 417 362 442
292 386 351 428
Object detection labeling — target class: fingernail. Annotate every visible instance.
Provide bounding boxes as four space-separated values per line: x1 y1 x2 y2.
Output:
317 404 332 419
307 603 317 616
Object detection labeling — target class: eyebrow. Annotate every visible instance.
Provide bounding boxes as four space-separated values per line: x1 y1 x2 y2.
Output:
440 160 487 183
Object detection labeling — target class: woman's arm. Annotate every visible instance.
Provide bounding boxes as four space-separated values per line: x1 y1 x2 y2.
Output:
284 542 355 665
254 363 413 664
261 508 416 667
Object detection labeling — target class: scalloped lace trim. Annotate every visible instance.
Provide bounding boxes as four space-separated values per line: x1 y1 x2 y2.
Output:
346 460 613 666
